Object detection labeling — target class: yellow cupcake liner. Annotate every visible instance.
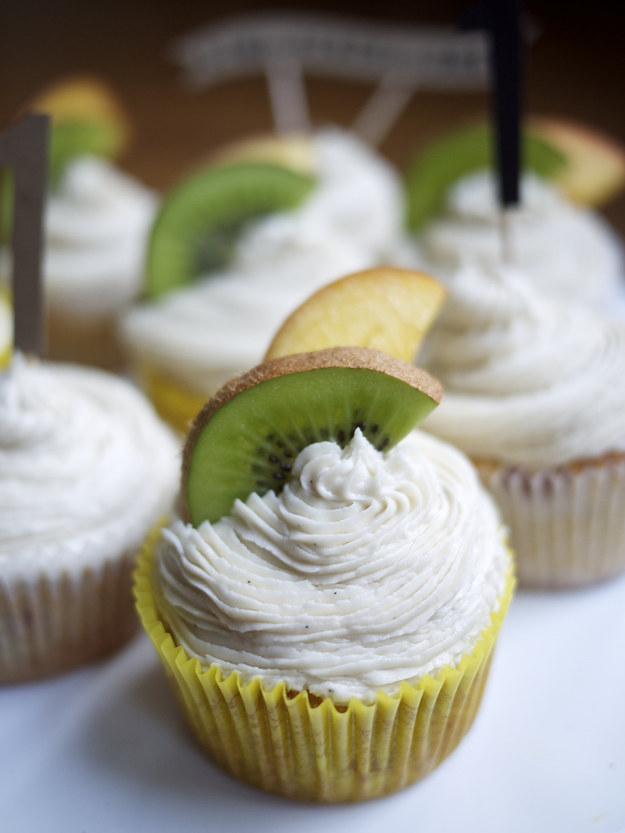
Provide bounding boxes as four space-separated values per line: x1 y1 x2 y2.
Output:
476 453 625 589
139 364 211 435
135 527 515 802
0 550 139 684
0 283 13 370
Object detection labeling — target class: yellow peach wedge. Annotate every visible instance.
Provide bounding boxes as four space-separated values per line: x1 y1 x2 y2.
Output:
29 74 133 171
264 266 447 363
209 133 316 175
0 285 13 369
31 75 131 140
529 116 625 206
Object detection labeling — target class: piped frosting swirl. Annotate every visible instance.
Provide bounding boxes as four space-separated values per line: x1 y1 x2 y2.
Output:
0 355 179 575
153 429 509 704
421 262 625 466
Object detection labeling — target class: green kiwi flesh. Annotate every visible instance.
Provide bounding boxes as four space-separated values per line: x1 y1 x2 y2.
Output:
182 346 443 526
145 161 316 300
405 123 567 230
49 119 127 186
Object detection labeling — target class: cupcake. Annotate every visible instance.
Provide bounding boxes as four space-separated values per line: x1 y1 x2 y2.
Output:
43 155 158 369
0 75 158 370
119 127 404 432
419 261 625 589
135 346 514 802
395 119 625 312
0 354 180 683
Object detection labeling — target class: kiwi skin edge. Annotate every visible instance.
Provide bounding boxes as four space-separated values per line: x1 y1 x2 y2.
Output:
180 346 443 527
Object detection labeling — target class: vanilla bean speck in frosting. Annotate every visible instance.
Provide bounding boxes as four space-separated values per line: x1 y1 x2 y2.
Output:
152 429 509 704
420 262 625 467
0 355 179 577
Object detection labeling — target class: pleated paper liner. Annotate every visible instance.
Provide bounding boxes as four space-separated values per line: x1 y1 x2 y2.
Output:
0 549 139 684
476 451 625 590
135 527 515 802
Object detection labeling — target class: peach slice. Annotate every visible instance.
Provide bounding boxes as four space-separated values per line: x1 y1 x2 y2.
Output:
0 285 12 369
528 116 625 206
28 74 132 182
209 133 316 175
30 74 131 145
264 266 447 363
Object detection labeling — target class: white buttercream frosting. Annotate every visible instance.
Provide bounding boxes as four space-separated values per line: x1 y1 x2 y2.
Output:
120 127 404 391
395 171 624 310
152 429 509 704
44 156 158 316
420 262 625 467
0 355 180 578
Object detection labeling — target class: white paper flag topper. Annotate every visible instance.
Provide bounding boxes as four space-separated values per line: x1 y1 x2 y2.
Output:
170 12 490 143
172 12 489 87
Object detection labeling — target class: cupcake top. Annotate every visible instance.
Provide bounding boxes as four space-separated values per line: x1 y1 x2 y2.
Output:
120 127 403 389
0 354 179 578
44 156 158 315
406 171 624 310
152 428 509 704
421 261 625 467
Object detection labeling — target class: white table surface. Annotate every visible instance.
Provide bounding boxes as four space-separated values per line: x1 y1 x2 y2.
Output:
1 571 625 833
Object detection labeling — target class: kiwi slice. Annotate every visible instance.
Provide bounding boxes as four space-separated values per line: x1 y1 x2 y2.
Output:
181 346 443 526
405 122 567 230
48 119 127 187
145 161 315 300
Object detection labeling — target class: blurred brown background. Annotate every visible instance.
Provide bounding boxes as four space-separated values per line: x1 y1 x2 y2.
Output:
1 0 624 231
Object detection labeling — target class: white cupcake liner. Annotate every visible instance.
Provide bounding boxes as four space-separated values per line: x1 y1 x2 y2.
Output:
0 547 139 683
476 453 625 589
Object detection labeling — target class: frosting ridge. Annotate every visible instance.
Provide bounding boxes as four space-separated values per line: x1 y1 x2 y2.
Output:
421 262 625 466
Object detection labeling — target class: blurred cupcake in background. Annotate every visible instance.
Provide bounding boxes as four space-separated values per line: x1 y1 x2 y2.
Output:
395 118 625 313
419 260 625 589
120 126 405 432
1 75 158 370
0 351 180 683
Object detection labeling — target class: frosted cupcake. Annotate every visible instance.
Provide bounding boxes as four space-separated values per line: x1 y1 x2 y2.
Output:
135 346 514 802
396 119 625 312
402 171 624 311
0 75 158 369
419 261 625 589
120 127 404 431
43 156 158 368
0 354 179 683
